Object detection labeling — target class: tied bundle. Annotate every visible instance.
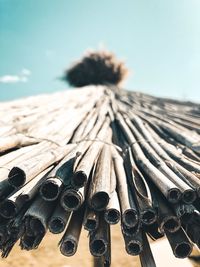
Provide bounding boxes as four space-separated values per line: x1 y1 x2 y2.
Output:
0 51 199 266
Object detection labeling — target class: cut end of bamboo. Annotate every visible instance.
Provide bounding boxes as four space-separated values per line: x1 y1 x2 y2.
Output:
72 171 87 188
161 216 181 233
174 242 192 258
61 191 82 211
167 188 181 203
20 233 44 251
104 209 120 225
182 189 196 204
0 200 17 218
49 218 65 234
83 209 99 231
126 240 143 256
123 209 138 228
60 239 77 256
84 218 98 231
141 209 157 225
90 239 107 257
91 192 109 211
8 167 26 187
40 180 60 201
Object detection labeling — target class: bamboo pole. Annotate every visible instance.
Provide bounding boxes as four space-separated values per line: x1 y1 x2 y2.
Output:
48 203 71 234
139 231 156 267
59 206 85 256
88 145 111 211
165 228 193 258
113 150 139 228
83 208 99 231
89 216 109 257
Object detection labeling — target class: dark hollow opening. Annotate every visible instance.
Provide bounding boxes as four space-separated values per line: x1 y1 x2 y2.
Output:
8 167 26 187
106 209 120 224
40 182 59 201
127 242 141 255
73 171 87 188
163 218 179 232
182 190 196 204
0 201 16 218
142 210 156 224
91 240 106 255
124 210 138 227
49 218 64 233
62 240 75 255
91 192 109 210
175 243 191 258
63 194 80 209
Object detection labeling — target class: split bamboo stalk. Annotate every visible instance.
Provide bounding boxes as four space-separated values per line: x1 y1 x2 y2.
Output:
124 148 157 226
115 112 182 203
126 116 197 204
24 196 56 237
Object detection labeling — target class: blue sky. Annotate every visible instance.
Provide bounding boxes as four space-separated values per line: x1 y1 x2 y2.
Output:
0 0 200 102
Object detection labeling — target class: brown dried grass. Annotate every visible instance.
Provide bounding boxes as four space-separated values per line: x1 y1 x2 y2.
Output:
64 50 128 87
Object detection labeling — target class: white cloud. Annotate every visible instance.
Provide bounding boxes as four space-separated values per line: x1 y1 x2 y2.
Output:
0 68 31 84
0 75 26 83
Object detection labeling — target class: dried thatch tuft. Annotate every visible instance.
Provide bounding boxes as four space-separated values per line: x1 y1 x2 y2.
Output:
64 50 128 87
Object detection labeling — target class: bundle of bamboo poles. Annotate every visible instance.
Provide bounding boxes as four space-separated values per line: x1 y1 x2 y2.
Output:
0 85 199 266
0 47 200 266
